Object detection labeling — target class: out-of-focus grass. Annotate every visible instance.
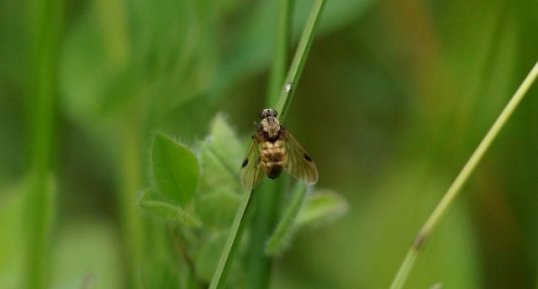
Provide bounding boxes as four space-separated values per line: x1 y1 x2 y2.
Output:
391 61 538 289
0 0 537 288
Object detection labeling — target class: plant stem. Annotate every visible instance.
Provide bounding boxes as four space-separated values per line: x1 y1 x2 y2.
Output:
246 180 285 289
265 183 306 255
94 0 144 285
245 1 294 288
118 117 145 289
208 188 256 289
389 60 538 289
275 0 326 121
245 0 325 288
209 1 326 288
24 0 65 288
267 0 293 107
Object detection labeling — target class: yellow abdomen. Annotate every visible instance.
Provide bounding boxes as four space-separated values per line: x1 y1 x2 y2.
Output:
260 140 286 179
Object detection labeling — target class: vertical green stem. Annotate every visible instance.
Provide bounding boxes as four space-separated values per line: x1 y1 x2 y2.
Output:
247 0 325 288
209 188 257 289
118 116 145 289
265 183 306 254
389 60 538 289
246 180 285 289
275 0 326 121
209 1 325 288
94 0 144 285
267 0 293 106
246 1 293 288
24 1 65 289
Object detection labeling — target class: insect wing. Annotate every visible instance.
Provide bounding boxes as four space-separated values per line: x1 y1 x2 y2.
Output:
282 131 318 184
240 135 264 190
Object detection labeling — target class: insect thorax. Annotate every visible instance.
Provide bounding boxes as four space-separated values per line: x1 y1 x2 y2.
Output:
260 116 281 141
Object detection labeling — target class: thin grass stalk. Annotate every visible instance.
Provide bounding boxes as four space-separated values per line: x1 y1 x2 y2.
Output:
267 0 293 107
118 121 145 288
208 1 326 288
24 0 66 288
247 0 326 287
208 188 256 289
245 1 294 288
246 179 285 289
275 0 327 121
93 0 146 285
389 60 538 289
265 183 306 254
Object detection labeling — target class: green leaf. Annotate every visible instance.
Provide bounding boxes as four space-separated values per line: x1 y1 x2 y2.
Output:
151 132 199 206
206 114 244 172
140 189 201 227
296 189 348 227
198 114 243 195
266 183 307 256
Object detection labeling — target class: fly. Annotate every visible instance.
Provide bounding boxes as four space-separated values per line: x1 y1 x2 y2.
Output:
240 108 318 189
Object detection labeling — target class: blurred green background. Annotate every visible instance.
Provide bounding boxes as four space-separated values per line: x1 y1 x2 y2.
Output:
1 0 537 288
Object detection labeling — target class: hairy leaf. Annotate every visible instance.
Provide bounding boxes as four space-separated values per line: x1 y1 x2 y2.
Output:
151 133 199 206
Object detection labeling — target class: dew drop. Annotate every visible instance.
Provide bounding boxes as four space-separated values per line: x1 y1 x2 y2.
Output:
284 83 292 93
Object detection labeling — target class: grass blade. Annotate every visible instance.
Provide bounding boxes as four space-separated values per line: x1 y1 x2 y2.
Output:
274 0 327 121
246 0 295 287
267 0 293 107
24 0 66 288
246 0 326 288
208 188 256 289
389 60 538 289
209 1 327 288
265 183 306 255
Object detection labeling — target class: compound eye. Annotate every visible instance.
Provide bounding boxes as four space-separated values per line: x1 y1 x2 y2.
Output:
259 109 269 119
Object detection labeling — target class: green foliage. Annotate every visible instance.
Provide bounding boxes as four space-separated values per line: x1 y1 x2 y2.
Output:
196 192 241 228
195 233 230 282
198 115 243 195
140 189 201 227
266 187 348 255
2 0 537 288
274 0 327 119
0 184 25 289
140 133 203 228
51 221 123 289
151 133 199 206
196 114 243 228
265 184 307 255
138 111 347 288
390 62 538 289
295 189 348 227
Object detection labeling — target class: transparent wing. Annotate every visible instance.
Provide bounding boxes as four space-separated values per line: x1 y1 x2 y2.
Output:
240 135 264 190
282 130 318 184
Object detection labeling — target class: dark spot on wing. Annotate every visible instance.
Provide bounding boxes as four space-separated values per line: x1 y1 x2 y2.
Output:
241 158 248 168
304 153 313 162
